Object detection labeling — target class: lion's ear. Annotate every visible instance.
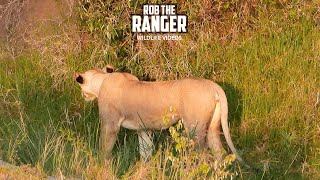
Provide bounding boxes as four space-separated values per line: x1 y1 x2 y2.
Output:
75 73 84 84
103 65 114 73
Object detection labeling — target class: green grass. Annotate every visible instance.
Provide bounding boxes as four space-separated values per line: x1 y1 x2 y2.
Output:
0 1 320 179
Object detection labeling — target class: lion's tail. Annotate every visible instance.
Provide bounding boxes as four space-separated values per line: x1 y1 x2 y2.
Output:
207 84 248 167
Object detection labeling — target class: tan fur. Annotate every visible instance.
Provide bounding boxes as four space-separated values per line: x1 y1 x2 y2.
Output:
75 66 245 164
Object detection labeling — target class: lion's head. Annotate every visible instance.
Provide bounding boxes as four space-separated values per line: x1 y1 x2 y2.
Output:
75 65 114 101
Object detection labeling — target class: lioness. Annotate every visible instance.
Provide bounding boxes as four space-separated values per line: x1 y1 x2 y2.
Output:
75 65 245 165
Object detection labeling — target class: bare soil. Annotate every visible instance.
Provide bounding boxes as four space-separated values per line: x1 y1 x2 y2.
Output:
0 0 75 47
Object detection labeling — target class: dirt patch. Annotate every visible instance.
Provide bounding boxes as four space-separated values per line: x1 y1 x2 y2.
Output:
0 0 75 53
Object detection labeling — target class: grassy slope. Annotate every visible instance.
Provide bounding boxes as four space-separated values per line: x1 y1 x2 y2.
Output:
0 2 319 179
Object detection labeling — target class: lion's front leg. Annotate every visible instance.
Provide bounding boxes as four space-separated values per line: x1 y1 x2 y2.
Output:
100 122 120 159
99 106 123 160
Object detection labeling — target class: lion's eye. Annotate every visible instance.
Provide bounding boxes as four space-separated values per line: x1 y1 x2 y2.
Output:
76 75 84 84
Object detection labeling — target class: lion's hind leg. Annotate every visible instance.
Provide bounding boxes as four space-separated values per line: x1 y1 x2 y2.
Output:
206 100 225 161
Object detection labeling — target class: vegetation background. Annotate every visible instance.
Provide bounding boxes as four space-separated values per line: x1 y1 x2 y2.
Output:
0 0 319 179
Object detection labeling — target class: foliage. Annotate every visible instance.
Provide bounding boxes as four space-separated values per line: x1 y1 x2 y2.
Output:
123 121 237 179
0 0 319 179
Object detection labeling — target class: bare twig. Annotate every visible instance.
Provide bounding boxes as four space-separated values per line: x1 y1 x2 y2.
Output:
315 92 320 108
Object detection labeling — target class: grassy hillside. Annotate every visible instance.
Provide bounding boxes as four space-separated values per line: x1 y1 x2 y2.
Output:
0 0 319 179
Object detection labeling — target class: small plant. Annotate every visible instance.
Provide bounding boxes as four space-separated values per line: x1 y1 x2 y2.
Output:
124 120 237 179
168 120 237 179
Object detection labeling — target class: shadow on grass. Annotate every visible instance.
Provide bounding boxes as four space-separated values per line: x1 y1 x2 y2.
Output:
218 82 243 129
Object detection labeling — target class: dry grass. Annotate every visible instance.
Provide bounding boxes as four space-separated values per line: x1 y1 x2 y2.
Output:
0 0 319 179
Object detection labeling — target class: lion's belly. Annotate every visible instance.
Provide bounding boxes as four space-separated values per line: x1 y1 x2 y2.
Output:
121 110 181 130
121 119 141 130
141 112 181 130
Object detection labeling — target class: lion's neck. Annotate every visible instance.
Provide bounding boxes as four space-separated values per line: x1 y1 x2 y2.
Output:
91 74 108 97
